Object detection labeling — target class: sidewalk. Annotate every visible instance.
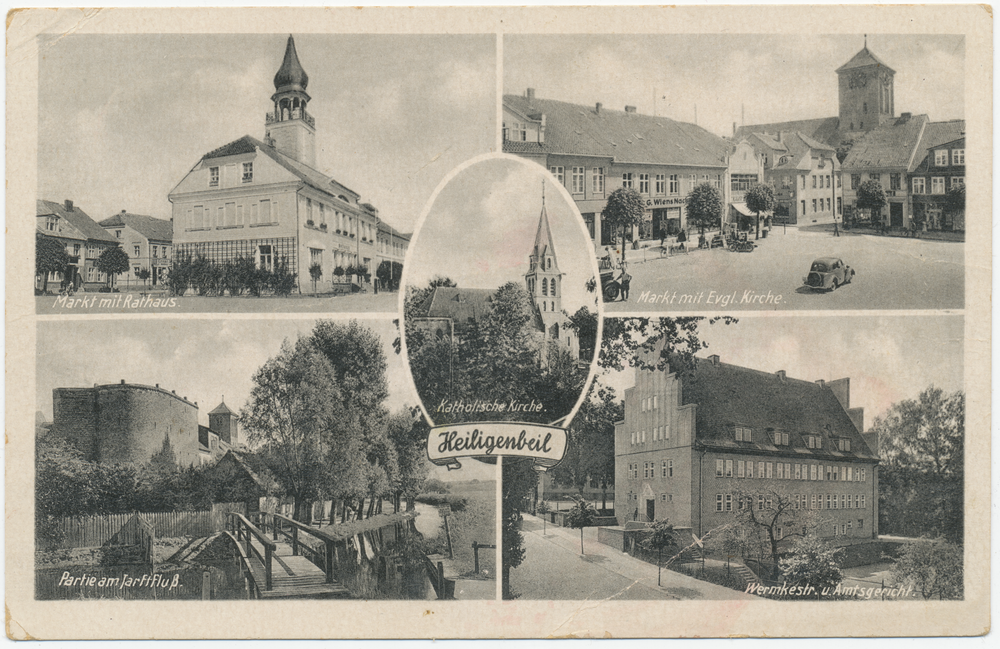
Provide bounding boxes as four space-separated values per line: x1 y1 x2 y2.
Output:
522 515 756 600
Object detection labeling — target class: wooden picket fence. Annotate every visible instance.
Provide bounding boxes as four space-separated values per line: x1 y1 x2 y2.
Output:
43 503 247 550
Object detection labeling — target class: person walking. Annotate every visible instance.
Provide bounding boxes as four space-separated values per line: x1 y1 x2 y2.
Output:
620 269 631 301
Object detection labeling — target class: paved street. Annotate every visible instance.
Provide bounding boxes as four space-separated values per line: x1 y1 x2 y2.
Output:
36 291 400 315
605 225 964 312
508 515 754 600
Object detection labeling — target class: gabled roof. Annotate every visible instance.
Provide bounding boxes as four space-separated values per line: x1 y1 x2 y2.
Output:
37 199 118 244
747 132 837 172
841 114 929 171
377 221 411 240
734 117 843 148
909 120 966 173
503 94 729 167
677 356 877 462
99 212 173 242
418 287 496 324
196 135 363 204
836 46 895 74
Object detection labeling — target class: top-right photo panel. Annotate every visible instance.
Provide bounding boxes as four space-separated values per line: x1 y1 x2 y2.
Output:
503 34 965 312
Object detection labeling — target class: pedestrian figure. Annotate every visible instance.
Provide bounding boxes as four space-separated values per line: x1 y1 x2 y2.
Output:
833 220 840 237
677 229 687 250
620 271 631 301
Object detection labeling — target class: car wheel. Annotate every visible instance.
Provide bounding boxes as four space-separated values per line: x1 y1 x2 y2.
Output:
729 243 737 252
604 284 620 301
830 278 840 291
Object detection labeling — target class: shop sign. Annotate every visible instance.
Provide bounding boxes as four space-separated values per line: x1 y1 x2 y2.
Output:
645 197 687 207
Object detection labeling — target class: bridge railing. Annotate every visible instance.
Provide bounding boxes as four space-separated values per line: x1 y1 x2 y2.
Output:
253 512 340 584
227 513 276 591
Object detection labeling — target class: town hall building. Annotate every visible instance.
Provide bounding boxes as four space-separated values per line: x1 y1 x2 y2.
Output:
169 36 405 294
614 353 880 545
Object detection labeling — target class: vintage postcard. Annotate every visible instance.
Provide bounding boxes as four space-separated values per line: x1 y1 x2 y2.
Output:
5 5 991 640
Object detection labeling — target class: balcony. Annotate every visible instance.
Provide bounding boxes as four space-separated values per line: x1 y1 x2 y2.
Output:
265 108 315 128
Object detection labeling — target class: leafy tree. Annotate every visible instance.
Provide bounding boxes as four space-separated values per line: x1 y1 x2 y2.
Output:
685 182 724 235
597 316 737 374
778 535 843 598
871 387 964 541
148 432 177 474
566 306 598 361
564 498 597 554
536 500 550 535
386 408 429 511
96 246 130 290
502 458 536 599
726 488 825 576
856 179 887 224
333 266 345 283
744 183 775 240
890 537 963 599
600 187 645 264
136 267 151 290
945 183 966 223
641 519 679 586
309 262 322 295
36 233 69 293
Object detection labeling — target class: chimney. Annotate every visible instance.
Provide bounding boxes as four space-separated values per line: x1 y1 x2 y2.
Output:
733 122 737 137
708 354 720 366
595 102 602 115
64 199 74 212
815 379 825 388
155 384 159 388
625 105 637 113
776 370 786 382
121 209 126 214
777 131 782 143
900 112 912 121
120 379 125 384
526 88 535 101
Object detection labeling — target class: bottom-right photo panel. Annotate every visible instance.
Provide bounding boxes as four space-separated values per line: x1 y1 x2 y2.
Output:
502 315 963 601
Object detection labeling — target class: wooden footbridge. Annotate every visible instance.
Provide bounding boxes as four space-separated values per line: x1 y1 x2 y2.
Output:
226 512 351 599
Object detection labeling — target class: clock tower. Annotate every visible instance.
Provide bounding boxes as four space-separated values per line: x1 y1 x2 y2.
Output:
836 38 895 134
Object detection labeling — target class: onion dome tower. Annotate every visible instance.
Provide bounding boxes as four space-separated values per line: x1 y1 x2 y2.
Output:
265 35 317 167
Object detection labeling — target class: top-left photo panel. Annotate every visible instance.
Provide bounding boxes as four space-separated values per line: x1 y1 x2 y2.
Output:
35 33 497 314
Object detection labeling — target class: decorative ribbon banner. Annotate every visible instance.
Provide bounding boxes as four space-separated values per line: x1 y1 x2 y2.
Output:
427 422 567 471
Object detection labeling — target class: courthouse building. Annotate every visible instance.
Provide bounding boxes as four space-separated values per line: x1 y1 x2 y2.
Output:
503 89 747 249
169 36 404 294
614 354 879 544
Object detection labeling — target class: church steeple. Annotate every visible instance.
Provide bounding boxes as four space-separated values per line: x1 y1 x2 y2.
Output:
265 35 317 167
836 39 895 134
525 180 564 330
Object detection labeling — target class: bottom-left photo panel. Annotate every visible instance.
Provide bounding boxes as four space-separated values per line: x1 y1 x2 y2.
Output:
34 317 497 601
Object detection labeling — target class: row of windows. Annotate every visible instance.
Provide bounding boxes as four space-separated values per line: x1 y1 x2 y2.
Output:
714 493 867 512
185 199 279 230
716 458 867 482
131 244 169 259
629 424 670 445
306 198 375 241
549 166 721 197
639 395 659 412
208 162 253 188
731 427 850 451
802 198 836 214
809 174 833 190
174 238 297 275
933 148 965 167
912 176 965 195
627 460 674 479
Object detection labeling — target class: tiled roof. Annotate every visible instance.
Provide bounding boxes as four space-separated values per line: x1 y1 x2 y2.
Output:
909 121 966 173
377 221 411 240
841 114 929 170
420 287 496 324
37 199 118 244
678 356 877 462
199 135 363 204
836 46 895 74
734 117 843 148
209 401 235 415
503 94 729 167
748 132 788 152
99 212 173 242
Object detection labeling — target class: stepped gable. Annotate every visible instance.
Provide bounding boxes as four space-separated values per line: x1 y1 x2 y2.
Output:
504 94 729 167
676 356 877 461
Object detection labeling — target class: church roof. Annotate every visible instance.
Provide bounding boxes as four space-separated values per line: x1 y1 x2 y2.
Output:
531 203 558 260
419 287 496 324
836 45 895 74
209 401 235 415
503 94 729 167
199 135 362 203
734 116 844 148
99 212 173 242
841 114 929 171
273 35 309 94
675 356 877 462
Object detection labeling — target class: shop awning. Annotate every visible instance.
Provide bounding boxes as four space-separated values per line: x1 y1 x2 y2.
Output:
730 202 771 217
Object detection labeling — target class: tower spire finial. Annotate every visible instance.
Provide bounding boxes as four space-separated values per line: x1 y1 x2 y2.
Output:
864 34 868 48
542 178 546 207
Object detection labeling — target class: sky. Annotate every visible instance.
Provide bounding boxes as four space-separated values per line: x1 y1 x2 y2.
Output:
35 318 418 425
599 314 963 427
504 34 965 137
37 33 495 234
405 157 597 315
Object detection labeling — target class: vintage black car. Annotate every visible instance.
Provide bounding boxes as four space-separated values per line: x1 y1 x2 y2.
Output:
803 257 855 291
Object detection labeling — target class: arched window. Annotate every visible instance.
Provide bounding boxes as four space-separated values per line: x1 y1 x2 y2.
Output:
551 301 555 312
552 278 558 296
542 302 547 312
546 258 552 270
542 278 548 296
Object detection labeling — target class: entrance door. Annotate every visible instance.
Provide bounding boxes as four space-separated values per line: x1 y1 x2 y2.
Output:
646 499 655 523
890 202 903 227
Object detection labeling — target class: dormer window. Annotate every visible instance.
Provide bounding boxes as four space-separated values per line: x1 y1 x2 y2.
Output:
45 216 58 231
242 162 254 183
806 434 823 449
774 431 789 446
735 426 752 442
837 439 851 452
209 167 220 187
